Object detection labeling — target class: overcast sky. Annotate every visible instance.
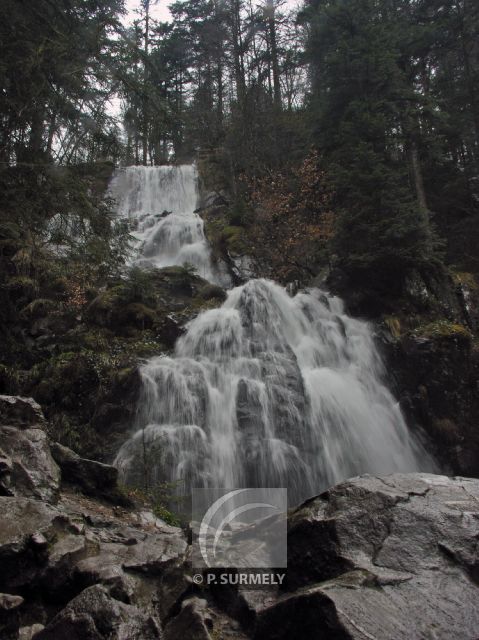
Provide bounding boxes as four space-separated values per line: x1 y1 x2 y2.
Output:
124 0 302 23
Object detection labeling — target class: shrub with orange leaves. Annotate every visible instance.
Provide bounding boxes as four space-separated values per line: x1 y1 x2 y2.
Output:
244 150 335 283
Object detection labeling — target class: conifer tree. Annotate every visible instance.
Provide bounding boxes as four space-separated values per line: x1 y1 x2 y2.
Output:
304 0 436 287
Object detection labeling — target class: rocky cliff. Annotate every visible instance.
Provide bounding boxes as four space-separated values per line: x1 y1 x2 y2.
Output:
1 395 478 640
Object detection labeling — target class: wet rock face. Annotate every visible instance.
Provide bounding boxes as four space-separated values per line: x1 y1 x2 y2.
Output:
0 427 60 502
0 497 61 591
163 597 213 640
391 329 479 477
253 473 479 640
0 448 14 495
0 593 24 640
50 442 118 500
0 470 188 639
34 585 160 640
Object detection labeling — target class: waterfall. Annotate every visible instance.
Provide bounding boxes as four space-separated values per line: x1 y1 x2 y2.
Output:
112 165 434 505
109 165 229 285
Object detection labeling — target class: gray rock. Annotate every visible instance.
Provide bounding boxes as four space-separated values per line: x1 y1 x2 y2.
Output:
0 395 46 428
202 191 229 208
0 594 24 610
19 624 45 640
164 595 250 640
50 442 118 498
41 533 89 593
255 473 479 640
0 426 60 502
73 520 187 617
0 448 13 496
158 313 186 347
119 529 188 617
164 597 213 640
74 553 137 604
0 593 24 640
0 496 60 590
34 585 160 640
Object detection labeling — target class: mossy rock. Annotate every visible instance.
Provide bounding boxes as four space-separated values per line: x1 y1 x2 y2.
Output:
21 298 58 319
431 417 462 445
122 303 157 330
204 213 248 261
85 287 123 328
27 351 100 413
412 320 472 342
222 225 248 255
453 271 478 291
81 329 114 352
152 265 204 294
383 315 402 338
0 364 20 394
5 275 38 298
48 276 70 297
197 283 227 302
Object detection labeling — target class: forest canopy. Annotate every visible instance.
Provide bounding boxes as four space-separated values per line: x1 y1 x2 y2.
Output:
0 0 478 291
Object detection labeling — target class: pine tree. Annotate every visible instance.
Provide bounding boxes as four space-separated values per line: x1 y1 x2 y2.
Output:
305 0 436 288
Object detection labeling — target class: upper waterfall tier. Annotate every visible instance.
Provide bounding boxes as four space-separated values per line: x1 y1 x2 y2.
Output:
109 165 229 285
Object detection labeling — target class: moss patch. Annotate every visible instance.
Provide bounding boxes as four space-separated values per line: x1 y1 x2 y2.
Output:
453 271 478 291
203 210 249 263
412 320 472 341
384 315 402 338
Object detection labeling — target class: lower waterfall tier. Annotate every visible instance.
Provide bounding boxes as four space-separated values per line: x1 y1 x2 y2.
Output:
115 279 435 504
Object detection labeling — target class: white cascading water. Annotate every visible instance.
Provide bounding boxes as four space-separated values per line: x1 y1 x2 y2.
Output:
108 165 229 285
112 165 434 505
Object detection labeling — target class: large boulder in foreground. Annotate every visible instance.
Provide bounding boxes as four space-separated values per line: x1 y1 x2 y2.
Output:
35 584 160 640
50 442 118 499
253 473 479 640
0 427 60 502
0 396 60 502
0 396 477 640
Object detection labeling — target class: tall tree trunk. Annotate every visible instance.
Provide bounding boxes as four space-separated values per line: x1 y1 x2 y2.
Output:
217 59 224 128
266 1 281 109
142 0 150 166
46 112 57 156
27 104 45 159
231 0 246 103
408 140 428 215
459 0 479 153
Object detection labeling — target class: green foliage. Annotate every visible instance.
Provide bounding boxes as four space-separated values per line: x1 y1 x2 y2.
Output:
180 262 198 277
152 504 181 527
197 283 227 302
453 272 478 291
413 320 472 341
118 267 157 306
228 197 252 227
0 0 124 164
302 0 479 288
203 212 248 263
20 299 58 319
222 226 249 255
304 0 439 287
0 163 132 367
126 482 183 527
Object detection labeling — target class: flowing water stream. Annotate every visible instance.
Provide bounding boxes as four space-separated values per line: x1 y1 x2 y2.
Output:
109 165 229 285
111 165 434 505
